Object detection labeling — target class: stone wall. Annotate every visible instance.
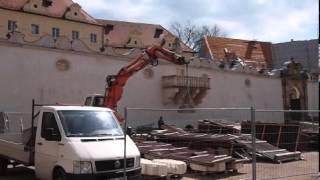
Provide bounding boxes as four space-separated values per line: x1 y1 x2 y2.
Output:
0 43 286 129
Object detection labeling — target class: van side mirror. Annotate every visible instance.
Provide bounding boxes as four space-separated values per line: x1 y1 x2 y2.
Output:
45 128 61 141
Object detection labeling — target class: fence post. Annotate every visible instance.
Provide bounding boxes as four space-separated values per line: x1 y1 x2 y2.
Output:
123 107 128 180
251 107 257 180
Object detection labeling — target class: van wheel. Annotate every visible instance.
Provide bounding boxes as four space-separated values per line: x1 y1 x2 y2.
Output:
53 168 68 180
0 158 8 176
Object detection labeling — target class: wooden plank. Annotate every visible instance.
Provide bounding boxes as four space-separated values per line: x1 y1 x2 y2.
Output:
295 127 301 151
276 126 282 147
261 124 266 140
260 149 286 153
274 151 301 157
242 140 267 144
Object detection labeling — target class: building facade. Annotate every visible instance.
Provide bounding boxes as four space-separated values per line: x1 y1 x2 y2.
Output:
0 0 318 132
0 0 104 52
272 39 319 80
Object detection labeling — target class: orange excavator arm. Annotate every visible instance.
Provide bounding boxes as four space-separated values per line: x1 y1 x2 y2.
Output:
103 45 188 123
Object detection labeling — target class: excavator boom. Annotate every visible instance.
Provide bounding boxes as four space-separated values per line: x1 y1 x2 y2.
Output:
103 45 188 122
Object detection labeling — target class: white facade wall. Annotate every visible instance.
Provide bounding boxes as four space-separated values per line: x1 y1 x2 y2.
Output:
0 43 285 129
307 81 319 110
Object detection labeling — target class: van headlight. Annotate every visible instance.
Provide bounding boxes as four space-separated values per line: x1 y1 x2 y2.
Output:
135 156 140 168
73 161 93 174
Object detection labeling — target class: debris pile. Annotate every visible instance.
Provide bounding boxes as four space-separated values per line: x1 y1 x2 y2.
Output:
133 122 303 177
197 119 240 134
241 121 301 151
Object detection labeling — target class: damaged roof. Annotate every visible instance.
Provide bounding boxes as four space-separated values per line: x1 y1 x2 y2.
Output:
97 19 195 53
204 36 273 67
0 0 98 24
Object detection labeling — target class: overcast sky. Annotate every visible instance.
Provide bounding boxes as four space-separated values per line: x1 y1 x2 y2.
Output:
74 0 318 43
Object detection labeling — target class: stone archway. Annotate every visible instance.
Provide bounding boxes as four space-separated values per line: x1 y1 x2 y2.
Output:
281 60 308 123
289 86 302 121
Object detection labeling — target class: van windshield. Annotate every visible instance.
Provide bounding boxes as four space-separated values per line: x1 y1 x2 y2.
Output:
58 110 123 137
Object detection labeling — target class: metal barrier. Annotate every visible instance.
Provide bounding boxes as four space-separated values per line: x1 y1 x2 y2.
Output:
0 112 31 133
124 107 319 180
253 109 319 180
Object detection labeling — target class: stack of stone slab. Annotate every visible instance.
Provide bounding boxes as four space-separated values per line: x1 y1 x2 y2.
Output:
147 124 302 163
141 158 187 178
135 140 246 174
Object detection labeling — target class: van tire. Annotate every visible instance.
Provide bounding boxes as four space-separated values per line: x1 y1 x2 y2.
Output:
53 168 68 180
0 158 8 176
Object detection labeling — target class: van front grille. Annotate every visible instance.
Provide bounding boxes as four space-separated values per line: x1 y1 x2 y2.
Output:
95 158 134 172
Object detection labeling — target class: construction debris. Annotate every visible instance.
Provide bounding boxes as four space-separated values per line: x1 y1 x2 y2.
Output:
197 119 240 134
135 140 245 174
152 159 187 175
236 134 302 163
241 121 301 151
133 122 303 178
150 124 301 163
141 158 168 178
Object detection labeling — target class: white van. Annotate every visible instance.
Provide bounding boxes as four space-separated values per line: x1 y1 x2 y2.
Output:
0 106 141 180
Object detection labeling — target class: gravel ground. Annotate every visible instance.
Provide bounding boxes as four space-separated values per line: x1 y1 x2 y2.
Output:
1 152 318 180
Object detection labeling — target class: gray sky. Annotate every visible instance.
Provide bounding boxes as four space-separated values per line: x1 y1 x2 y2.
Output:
74 0 318 43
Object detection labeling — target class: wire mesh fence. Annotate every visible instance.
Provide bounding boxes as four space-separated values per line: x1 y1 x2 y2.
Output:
253 110 319 180
0 112 31 133
0 108 318 180
125 107 253 180
125 107 319 180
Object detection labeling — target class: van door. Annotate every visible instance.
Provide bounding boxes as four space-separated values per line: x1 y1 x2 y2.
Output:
35 111 62 180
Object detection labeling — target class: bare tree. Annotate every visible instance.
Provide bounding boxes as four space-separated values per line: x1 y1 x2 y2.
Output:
170 21 226 51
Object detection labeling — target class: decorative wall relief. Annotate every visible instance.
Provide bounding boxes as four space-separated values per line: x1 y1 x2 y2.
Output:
56 59 70 71
55 36 72 50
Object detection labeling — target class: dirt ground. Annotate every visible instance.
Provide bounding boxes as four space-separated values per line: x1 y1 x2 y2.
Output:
182 152 319 180
1 152 319 180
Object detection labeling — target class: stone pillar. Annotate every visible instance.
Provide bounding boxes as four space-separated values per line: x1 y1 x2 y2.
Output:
281 60 309 123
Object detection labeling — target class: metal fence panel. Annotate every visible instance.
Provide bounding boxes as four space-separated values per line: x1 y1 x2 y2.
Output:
125 107 319 180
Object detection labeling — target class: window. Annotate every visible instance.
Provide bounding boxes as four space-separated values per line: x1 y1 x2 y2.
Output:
52 27 60 38
84 97 92 106
42 0 53 7
41 112 61 141
154 28 163 38
31 24 39 35
8 20 17 32
90 33 97 43
58 110 123 137
104 24 114 35
72 31 79 40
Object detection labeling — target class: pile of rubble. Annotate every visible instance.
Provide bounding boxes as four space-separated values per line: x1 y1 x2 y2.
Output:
133 122 303 178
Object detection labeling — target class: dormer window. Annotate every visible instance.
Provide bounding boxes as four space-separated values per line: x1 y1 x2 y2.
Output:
42 0 53 7
104 24 114 35
154 28 163 38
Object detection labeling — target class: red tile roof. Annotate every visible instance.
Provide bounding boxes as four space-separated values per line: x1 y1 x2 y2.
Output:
204 36 272 67
97 19 194 53
0 0 28 10
0 0 97 24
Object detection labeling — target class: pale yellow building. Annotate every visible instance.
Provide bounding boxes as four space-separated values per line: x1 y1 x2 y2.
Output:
0 0 104 52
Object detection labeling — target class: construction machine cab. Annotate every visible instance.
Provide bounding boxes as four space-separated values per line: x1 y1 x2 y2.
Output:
84 94 104 107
